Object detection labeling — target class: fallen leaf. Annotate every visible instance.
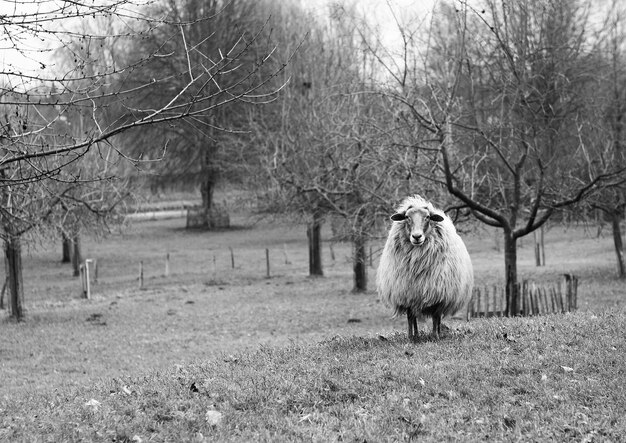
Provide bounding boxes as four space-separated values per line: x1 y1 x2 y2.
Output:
298 414 312 423
122 386 132 395
541 374 548 382
131 436 142 443
84 399 101 411
503 332 517 342
561 366 574 373
418 378 425 387
205 410 223 426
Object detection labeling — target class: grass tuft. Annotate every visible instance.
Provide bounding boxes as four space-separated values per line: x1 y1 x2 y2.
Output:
2 310 625 441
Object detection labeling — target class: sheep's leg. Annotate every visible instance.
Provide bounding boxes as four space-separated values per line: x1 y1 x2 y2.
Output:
407 311 417 341
432 314 441 339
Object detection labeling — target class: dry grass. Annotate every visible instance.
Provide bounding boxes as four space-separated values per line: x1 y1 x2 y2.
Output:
3 312 625 442
0 212 624 441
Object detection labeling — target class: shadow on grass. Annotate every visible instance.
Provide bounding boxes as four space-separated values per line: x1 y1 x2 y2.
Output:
320 324 474 353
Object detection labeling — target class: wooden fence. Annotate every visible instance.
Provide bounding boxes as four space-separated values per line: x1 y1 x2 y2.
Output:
467 274 578 319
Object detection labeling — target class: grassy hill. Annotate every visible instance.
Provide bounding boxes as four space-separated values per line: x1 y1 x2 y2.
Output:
1 212 624 441
3 311 625 441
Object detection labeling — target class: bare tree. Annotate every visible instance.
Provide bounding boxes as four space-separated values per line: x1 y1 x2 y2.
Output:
260 4 413 290
360 0 622 313
1 0 287 319
1 0 286 184
588 2 626 278
116 0 297 227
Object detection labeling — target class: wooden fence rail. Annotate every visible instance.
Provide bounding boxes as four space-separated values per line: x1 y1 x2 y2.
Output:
467 274 578 319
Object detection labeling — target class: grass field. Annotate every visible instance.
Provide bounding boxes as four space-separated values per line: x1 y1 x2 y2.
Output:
1 211 624 441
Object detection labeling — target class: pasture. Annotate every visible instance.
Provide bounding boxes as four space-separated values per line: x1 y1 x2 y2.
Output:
1 210 624 441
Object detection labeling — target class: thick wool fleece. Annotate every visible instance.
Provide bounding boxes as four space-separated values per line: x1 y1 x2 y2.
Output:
376 195 473 320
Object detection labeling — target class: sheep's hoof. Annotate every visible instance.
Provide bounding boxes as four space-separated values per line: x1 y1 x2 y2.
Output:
407 331 424 343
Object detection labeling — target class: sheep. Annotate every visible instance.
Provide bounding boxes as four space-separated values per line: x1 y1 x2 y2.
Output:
376 194 473 340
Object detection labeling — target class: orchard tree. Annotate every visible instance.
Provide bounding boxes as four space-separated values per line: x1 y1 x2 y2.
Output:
260 4 416 290
1 1 282 183
589 3 626 278
0 0 287 319
361 0 622 313
119 0 295 227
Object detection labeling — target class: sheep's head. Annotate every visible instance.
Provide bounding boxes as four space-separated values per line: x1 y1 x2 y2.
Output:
390 205 444 246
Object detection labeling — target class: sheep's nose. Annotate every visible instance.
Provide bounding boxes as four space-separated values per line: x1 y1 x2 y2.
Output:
411 234 423 243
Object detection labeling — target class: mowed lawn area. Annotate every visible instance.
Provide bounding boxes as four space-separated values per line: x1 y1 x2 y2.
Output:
1 212 624 441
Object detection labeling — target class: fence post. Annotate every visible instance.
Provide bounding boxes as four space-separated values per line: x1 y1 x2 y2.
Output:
265 248 271 278
282 244 291 265
563 274 578 312
164 252 170 277
230 247 235 269
550 287 557 314
535 287 542 315
84 259 93 299
139 261 144 289
518 280 528 316
79 263 86 298
564 274 571 312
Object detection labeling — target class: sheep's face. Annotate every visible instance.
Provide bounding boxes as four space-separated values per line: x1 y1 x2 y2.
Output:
390 206 444 246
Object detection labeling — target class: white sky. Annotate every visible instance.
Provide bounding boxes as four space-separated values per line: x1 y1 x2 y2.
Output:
0 0 439 80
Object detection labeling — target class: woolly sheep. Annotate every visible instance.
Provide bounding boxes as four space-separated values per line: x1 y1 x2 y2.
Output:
376 195 473 340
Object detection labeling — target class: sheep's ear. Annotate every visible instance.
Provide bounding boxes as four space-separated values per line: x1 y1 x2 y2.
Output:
429 213 444 222
390 212 406 222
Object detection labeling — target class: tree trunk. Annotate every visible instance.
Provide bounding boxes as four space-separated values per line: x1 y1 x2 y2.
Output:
200 175 215 215
62 232 73 263
200 138 218 215
534 226 545 267
72 232 82 277
503 232 519 316
611 210 625 279
353 235 367 292
307 213 323 277
4 235 24 321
